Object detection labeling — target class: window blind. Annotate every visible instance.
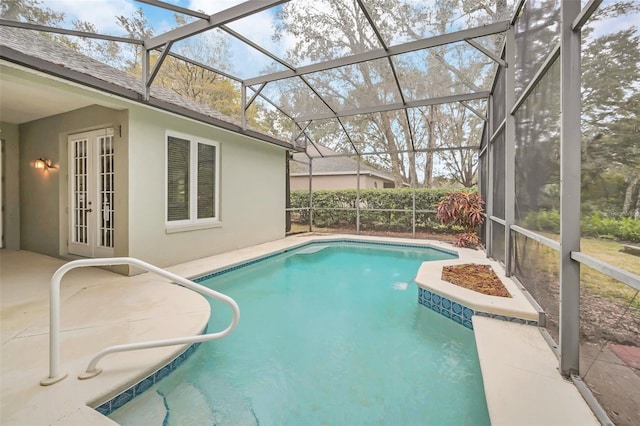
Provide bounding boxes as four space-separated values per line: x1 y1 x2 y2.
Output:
167 136 190 221
197 143 216 219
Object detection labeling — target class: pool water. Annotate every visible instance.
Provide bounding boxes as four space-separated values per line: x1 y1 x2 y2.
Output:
110 242 490 425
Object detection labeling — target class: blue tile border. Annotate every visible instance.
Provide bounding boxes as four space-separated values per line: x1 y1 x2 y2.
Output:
94 239 460 416
96 240 455 417
94 341 202 416
418 287 538 330
194 250 284 281
194 239 457 283
327 239 458 256
97 239 456 416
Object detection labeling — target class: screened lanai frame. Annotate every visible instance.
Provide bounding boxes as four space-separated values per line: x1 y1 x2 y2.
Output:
0 0 506 154
2 0 639 422
0 0 511 237
479 2 640 423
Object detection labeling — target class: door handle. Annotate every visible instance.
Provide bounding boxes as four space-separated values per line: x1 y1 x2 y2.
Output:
86 209 93 213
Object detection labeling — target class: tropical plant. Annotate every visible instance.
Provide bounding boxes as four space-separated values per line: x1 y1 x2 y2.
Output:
435 192 485 248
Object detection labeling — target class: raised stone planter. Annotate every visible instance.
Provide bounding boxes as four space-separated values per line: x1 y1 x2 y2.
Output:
415 258 541 329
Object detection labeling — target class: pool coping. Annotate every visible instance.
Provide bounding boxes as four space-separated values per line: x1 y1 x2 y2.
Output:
92 342 203 416
94 234 599 424
415 258 541 327
473 316 598 425
0 235 600 425
90 236 460 418
405 246 597 425
0 250 212 426
190 236 458 282
95 235 599 425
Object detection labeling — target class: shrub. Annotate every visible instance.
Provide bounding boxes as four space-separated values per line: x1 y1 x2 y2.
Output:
582 214 640 242
521 209 640 243
523 209 560 232
289 188 465 233
435 192 485 248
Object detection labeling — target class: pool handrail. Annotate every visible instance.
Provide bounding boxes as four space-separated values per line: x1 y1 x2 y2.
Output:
40 257 240 386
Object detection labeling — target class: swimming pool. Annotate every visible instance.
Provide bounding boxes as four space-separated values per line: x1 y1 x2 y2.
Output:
109 241 490 425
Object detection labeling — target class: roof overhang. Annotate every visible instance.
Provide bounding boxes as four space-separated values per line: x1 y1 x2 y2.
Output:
0 64 121 123
0 46 298 151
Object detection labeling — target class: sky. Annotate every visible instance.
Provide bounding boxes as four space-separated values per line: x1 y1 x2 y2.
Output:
33 0 513 79
30 0 638 172
42 0 639 39
35 0 640 80
43 0 251 34
42 0 292 78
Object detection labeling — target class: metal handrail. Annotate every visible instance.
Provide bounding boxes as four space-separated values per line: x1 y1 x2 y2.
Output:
40 257 240 386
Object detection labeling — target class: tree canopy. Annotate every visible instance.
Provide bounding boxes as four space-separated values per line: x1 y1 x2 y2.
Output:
2 0 638 212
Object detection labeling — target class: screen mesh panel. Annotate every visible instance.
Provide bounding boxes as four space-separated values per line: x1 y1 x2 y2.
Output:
514 60 560 239
512 231 559 342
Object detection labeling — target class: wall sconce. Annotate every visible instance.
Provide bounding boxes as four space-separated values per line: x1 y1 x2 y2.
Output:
34 158 54 170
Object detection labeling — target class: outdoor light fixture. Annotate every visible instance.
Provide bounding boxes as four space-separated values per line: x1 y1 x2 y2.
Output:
34 158 53 170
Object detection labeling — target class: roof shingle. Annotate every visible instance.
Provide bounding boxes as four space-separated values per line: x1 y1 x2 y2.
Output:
0 27 290 147
291 143 395 181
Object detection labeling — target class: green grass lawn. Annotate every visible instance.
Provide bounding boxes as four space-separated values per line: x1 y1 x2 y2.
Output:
580 238 640 310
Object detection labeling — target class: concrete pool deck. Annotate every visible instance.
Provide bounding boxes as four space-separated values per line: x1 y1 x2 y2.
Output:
1 235 597 425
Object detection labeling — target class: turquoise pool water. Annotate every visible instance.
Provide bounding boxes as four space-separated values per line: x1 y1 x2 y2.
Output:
110 242 490 425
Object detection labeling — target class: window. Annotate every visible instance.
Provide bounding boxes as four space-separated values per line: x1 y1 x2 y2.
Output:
166 132 220 229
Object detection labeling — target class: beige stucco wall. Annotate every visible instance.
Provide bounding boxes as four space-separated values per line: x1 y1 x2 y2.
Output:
0 122 21 249
127 107 286 268
6 64 286 272
290 174 391 191
18 105 128 258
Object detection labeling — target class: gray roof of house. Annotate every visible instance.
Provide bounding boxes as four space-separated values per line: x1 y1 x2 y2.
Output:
0 27 293 149
290 144 395 181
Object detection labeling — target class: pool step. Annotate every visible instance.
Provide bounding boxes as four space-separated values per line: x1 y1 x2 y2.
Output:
110 381 260 425
293 245 330 255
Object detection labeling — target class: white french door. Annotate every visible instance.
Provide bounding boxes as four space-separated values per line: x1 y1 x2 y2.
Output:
68 129 115 258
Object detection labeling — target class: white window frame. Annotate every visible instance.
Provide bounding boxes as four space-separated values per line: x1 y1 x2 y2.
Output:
165 131 221 233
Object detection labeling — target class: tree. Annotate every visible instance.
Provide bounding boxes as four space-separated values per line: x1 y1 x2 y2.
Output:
275 0 509 187
581 2 640 217
0 0 118 58
150 23 247 122
69 21 124 69
0 0 64 25
435 104 482 187
115 8 155 73
86 10 257 126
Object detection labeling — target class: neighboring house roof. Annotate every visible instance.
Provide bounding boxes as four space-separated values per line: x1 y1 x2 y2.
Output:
291 143 396 182
0 27 293 150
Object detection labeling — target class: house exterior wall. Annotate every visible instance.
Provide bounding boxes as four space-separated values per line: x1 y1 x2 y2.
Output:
0 122 20 249
290 174 393 191
18 105 128 258
127 107 286 268
6 66 286 272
